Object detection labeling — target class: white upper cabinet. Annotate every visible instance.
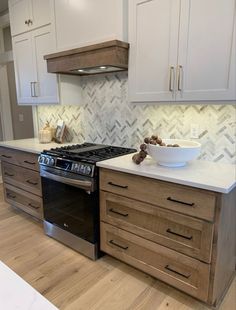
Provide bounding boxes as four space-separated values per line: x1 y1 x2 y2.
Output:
9 0 52 36
129 0 236 102
12 25 59 105
54 0 128 51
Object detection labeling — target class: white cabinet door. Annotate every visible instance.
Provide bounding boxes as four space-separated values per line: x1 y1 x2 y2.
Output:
9 0 31 36
32 26 59 104
9 0 52 36
177 0 236 101
12 32 36 104
30 0 52 30
54 0 127 50
128 0 180 102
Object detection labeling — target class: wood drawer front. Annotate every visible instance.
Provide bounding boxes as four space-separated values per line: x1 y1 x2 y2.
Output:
100 191 214 263
101 222 210 302
4 183 43 220
0 147 39 171
2 162 42 196
100 169 216 221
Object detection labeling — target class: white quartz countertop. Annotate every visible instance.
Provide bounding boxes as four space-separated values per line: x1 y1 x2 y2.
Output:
0 138 73 154
0 261 58 310
97 154 236 194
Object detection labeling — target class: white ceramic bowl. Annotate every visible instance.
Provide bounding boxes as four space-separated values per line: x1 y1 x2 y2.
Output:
147 139 201 167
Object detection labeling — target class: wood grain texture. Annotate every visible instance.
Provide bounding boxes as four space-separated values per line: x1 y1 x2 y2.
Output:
0 184 235 310
2 161 42 196
100 168 216 221
100 191 214 263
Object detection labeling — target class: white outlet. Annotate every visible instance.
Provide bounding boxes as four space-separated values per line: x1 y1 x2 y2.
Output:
19 114 24 122
190 124 199 139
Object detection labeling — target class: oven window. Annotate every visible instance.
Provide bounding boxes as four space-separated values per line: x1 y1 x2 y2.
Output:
42 177 99 243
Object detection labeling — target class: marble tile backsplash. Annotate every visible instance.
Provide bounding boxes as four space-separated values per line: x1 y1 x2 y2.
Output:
37 73 236 164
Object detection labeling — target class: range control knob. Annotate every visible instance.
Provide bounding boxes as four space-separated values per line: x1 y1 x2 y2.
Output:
45 157 50 165
39 155 45 164
73 163 79 172
85 165 92 175
49 158 55 166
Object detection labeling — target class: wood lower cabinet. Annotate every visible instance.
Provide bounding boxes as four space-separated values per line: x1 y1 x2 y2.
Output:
0 147 43 220
100 168 236 307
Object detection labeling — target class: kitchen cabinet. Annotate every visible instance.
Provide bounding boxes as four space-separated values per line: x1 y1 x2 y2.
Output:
99 168 236 306
128 0 236 102
8 0 52 37
12 25 59 105
0 146 43 220
54 0 128 51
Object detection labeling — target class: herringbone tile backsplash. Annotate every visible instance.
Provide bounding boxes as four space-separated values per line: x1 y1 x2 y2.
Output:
37 73 236 164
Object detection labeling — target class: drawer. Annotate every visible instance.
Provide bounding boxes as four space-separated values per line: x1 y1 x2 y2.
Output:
4 183 43 220
2 162 42 196
0 147 39 171
101 222 210 302
100 169 216 221
100 191 214 263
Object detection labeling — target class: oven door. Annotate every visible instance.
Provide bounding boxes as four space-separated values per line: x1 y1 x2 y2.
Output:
40 166 99 243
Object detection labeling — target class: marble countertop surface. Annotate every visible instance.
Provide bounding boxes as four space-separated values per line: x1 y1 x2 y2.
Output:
97 154 236 194
0 261 58 310
0 138 74 154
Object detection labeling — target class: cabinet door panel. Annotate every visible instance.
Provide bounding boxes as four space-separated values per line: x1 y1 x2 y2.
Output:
9 0 31 36
129 0 180 102
177 0 236 101
32 26 59 104
12 33 35 105
30 0 52 30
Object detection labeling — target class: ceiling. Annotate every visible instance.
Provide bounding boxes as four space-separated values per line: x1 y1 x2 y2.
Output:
0 0 8 13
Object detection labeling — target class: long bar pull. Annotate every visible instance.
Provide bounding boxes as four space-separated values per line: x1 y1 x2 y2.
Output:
109 240 129 250
165 265 191 279
108 182 128 189
33 82 38 97
26 179 38 186
30 82 34 97
177 65 183 91
167 196 195 207
169 66 175 92
4 172 14 177
166 228 193 240
28 203 40 210
109 208 129 217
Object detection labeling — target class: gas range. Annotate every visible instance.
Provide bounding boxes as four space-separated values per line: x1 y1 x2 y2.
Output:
39 142 136 260
39 142 136 178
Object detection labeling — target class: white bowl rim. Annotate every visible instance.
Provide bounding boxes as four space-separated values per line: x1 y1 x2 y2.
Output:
148 139 201 149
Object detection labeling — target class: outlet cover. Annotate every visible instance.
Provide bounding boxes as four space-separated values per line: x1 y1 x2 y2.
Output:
190 124 199 139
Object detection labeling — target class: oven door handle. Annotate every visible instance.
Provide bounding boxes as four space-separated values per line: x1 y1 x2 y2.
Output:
40 170 93 191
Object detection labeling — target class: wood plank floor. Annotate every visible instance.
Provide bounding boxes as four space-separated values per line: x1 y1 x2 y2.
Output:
0 185 235 310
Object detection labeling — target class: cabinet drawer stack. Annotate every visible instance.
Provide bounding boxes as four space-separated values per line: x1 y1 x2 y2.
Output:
99 168 236 306
0 147 43 220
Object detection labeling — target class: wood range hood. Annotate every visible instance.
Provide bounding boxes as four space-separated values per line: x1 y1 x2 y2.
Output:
44 40 129 76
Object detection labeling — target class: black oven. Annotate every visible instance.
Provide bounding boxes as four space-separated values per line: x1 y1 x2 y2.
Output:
40 165 100 260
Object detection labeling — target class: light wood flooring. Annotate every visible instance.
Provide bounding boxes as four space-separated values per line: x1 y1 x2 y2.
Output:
0 185 235 310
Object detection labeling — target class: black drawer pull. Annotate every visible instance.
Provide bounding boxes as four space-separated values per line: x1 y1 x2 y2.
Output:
167 197 195 207
109 239 128 250
7 193 16 199
109 208 129 217
28 203 40 210
2 154 12 159
165 265 191 279
166 228 193 240
26 180 38 186
24 160 36 165
108 182 128 189
4 172 14 177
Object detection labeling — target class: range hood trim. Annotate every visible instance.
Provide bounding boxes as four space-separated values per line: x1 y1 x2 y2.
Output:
44 40 129 76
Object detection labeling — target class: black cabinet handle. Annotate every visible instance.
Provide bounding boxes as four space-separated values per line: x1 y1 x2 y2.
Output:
108 182 128 189
109 239 128 250
4 172 14 177
28 203 40 210
109 208 129 217
165 265 191 279
24 160 36 165
167 197 195 207
166 228 193 240
7 193 16 199
26 180 38 186
2 154 12 159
